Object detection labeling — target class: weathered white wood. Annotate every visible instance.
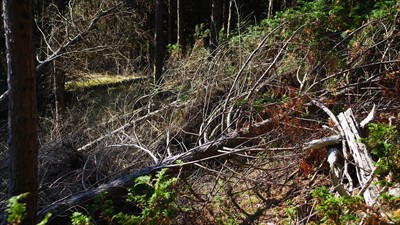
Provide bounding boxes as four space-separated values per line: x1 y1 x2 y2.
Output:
360 104 376 129
337 108 379 206
327 147 350 197
312 100 353 193
303 135 341 151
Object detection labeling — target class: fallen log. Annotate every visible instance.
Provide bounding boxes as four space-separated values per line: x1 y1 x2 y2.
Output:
337 108 379 206
37 117 275 221
305 102 380 205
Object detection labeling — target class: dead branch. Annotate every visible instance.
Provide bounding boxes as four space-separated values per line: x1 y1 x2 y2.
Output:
37 117 275 220
36 3 123 75
360 104 376 129
327 147 350 197
304 104 380 205
0 90 8 106
312 100 354 193
0 2 125 109
77 100 183 152
303 135 341 151
337 108 379 206
246 24 305 99
223 22 286 115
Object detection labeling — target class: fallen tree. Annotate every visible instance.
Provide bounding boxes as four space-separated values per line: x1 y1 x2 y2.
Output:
38 98 383 221
37 115 279 220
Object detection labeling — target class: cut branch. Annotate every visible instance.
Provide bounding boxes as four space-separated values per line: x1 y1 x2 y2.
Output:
303 135 341 151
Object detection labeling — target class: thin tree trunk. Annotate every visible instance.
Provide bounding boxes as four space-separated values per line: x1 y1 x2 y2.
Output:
268 0 273 18
3 0 38 224
210 0 223 53
222 0 232 37
167 0 173 44
54 66 66 123
154 0 165 84
177 0 185 54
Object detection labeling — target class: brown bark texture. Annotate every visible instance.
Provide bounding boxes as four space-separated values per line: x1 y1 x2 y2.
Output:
3 0 39 224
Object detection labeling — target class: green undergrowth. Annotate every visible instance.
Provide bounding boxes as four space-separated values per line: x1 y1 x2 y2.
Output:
76 168 181 225
302 122 400 224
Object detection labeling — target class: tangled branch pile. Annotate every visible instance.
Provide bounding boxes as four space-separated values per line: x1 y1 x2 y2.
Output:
1 2 400 224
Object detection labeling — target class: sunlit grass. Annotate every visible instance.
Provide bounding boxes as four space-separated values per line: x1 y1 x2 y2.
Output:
65 73 145 91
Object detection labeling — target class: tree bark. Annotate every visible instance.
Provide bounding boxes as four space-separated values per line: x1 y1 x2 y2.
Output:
167 0 173 44
3 0 39 224
210 0 223 53
53 67 66 122
177 0 185 53
222 0 232 38
154 0 165 84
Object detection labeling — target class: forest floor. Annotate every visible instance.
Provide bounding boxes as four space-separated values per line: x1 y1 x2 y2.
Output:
1 6 400 225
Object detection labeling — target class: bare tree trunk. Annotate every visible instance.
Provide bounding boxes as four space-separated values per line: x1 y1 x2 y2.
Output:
268 0 282 17
3 0 38 224
177 0 185 54
223 0 232 38
268 0 273 18
167 0 173 44
53 65 66 123
210 0 223 53
154 0 165 84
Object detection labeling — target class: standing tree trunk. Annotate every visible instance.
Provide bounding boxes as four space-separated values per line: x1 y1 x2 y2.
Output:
222 0 232 38
52 0 68 124
177 0 185 54
210 0 223 54
54 65 66 123
3 0 38 224
167 0 173 45
268 0 282 17
154 0 165 85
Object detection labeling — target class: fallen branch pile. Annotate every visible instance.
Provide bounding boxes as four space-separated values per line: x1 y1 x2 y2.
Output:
304 101 380 206
37 115 279 220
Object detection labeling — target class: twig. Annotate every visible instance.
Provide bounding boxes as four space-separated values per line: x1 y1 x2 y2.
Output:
358 162 378 197
106 144 158 164
77 100 182 152
246 24 305 100
221 23 286 130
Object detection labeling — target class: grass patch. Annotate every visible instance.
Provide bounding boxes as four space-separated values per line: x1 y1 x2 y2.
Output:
65 73 145 92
